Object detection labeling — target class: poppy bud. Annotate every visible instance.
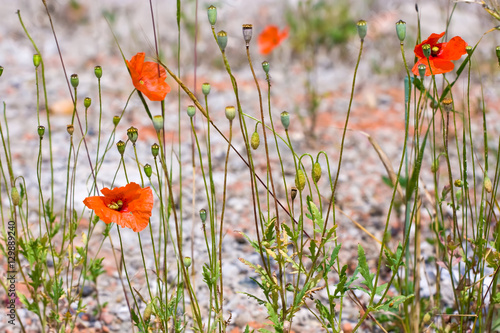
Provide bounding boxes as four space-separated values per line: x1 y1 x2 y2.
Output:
356 20 367 40
144 164 152 178
151 143 159 157
67 124 74 136
202 82 211 96
280 111 290 130
187 105 196 118
127 126 138 144
225 106 236 121
290 186 298 200
423 313 431 324
454 179 462 187
217 31 228 52
116 140 126 155
11 186 20 206
286 283 294 292
422 44 431 58
33 54 41 68
242 24 253 46
262 61 270 74
143 302 153 322
484 176 493 193
395 20 406 42
431 159 439 173
0 66 3 77
295 169 306 191
153 115 163 132
70 74 79 88
312 162 322 183
442 98 453 113
84 97 91 108
183 257 192 268
94 66 102 79
207 5 217 26
199 208 207 223
418 64 426 79
113 116 120 127
38 125 45 138
251 130 260 150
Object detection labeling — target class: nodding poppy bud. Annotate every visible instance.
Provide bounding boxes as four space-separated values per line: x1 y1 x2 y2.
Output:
280 111 290 130
84 97 91 108
184 257 192 268
70 74 79 88
207 5 217 26
127 126 138 144
454 179 462 187
11 186 20 206
356 20 367 40
94 66 102 79
484 176 493 193
33 54 41 68
143 302 153 322
217 31 228 52
422 44 431 58
144 164 152 178
442 98 453 113
395 20 406 42
153 115 163 132
67 124 74 136
151 143 159 157
116 140 126 155
199 208 207 223
38 125 45 138
251 130 260 150
431 159 439 173
113 116 120 127
290 186 298 200
225 106 236 121
418 64 426 79
202 82 211 96
187 105 196 118
312 162 322 183
295 169 306 191
262 61 270 74
242 24 253 46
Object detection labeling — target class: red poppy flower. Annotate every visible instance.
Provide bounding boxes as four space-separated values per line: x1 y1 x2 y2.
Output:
126 52 171 101
258 25 289 55
83 182 153 232
412 32 467 76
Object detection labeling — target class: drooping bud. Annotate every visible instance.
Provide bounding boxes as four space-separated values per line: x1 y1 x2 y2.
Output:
67 124 74 136
431 159 439 173
225 106 236 121
187 105 196 118
295 169 306 191
395 20 406 42
199 208 207 223
242 24 253 46
356 20 367 40
94 66 102 79
207 5 217 26
38 125 45 138
251 130 260 150
143 302 153 322
33 54 41 68
286 283 294 292
11 186 20 206
84 97 91 108
422 44 431 58
202 82 211 96
454 179 462 187
151 143 159 157
217 31 228 52
183 257 192 268
418 64 426 79
262 61 270 74
280 111 290 130
442 98 453 113
116 140 126 155
290 187 298 200
153 115 163 132
312 162 322 183
127 126 138 144
113 116 120 127
484 176 493 193
70 74 79 88
144 164 152 178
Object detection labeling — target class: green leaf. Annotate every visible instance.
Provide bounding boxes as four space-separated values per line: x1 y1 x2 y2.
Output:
369 294 414 312
357 244 374 291
384 243 405 273
306 196 324 233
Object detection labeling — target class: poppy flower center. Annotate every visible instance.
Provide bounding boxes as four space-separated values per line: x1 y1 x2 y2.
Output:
431 46 440 57
108 200 123 211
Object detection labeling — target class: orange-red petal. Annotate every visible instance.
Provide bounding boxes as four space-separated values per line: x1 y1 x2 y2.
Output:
439 36 467 61
126 52 170 102
414 32 445 59
258 25 288 55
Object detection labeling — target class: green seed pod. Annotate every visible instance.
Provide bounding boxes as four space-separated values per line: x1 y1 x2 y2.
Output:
312 162 322 183
290 187 298 200
251 131 260 150
295 169 306 191
153 115 163 132
70 74 79 88
187 105 196 118
207 5 217 26
151 143 159 157
242 24 253 45
38 125 45 138
418 64 426 79
144 164 152 178
113 116 120 127
67 124 74 136
33 54 41 68
202 82 211 96
199 208 207 223
356 20 367 40
225 106 236 121
422 44 431 58
484 176 493 193
183 257 192 268
11 186 20 206
454 179 462 187
94 65 102 79
84 97 91 108
280 111 290 130
217 31 228 52
127 126 138 144
442 98 453 113
395 20 406 42
143 302 153 322
116 140 126 155
262 61 270 74
465 45 472 56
